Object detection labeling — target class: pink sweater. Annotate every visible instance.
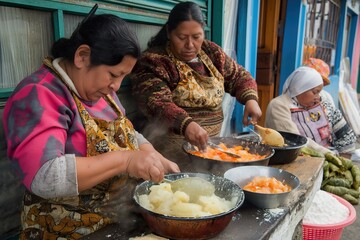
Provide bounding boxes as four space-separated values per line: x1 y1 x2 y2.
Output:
3 65 124 189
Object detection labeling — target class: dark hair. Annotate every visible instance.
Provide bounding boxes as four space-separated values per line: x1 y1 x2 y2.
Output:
147 1 205 48
51 14 140 66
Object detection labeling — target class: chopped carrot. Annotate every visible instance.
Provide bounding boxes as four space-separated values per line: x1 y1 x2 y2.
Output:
188 142 266 162
243 176 291 193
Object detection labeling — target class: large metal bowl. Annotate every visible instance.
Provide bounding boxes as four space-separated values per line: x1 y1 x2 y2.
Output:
133 172 245 240
182 137 275 176
269 131 308 165
224 166 300 209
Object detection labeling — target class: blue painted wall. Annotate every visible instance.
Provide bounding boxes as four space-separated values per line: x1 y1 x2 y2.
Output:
232 0 260 133
278 0 305 94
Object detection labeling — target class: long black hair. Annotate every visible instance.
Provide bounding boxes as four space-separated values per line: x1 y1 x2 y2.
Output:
147 1 205 48
52 12 140 66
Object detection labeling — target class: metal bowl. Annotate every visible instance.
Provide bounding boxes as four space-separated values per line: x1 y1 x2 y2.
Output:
133 172 245 240
224 166 300 209
182 137 275 176
269 131 308 165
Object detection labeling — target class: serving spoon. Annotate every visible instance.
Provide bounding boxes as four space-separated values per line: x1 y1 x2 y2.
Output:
207 141 242 158
253 124 285 147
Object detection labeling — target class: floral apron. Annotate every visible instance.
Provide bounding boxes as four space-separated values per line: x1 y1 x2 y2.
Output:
167 44 225 138
20 62 139 240
290 103 331 147
153 46 225 171
167 47 225 136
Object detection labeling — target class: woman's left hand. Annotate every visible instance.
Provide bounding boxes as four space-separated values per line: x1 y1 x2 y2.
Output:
242 99 262 126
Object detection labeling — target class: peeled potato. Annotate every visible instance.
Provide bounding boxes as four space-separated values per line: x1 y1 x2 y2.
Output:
139 182 234 217
170 202 206 217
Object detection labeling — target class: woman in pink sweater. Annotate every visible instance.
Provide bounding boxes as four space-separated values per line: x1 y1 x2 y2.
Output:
3 6 179 239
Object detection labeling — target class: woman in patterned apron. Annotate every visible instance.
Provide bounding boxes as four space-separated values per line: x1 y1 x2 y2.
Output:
266 66 356 154
3 10 179 240
130 2 262 170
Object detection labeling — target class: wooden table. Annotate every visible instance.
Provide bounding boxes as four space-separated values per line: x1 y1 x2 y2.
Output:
83 156 324 240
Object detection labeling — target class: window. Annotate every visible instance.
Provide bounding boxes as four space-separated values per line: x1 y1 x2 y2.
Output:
0 0 210 102
63 14 161 51
303 0 341 73
0 6 52 89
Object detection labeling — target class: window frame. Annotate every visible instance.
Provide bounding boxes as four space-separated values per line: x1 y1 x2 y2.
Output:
0 0 212 101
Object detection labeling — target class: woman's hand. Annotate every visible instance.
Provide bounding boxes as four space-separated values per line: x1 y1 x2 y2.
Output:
184 121 209 151
243 99 262 126
126 144 180 183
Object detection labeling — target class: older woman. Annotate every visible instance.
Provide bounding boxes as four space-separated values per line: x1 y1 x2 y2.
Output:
266 66 356 154
130 1 261 167
3 7 179 239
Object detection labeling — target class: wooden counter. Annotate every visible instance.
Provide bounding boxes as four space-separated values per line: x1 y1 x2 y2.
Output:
82 156 324 240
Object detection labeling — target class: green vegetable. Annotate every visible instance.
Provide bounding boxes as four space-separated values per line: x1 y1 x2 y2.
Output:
301 147 324 157
323 168 330 179
344 170 354 185
328 162 340 173
323 161 330 179
328 171 337 178
322 184 348 196
342 194 359 205
346 188 360 198
326 177 351 188
323 160 329 171
321 178 330 188
351 165 360 190
339 156 353 170
325 153 342 167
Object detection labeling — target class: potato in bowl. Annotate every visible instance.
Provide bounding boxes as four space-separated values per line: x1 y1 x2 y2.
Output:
133 173 245 240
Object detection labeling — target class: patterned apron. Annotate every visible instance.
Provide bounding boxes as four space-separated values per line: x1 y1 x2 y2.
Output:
290 103 331 147
20 62 139 240
152 45 225 171
168 44 225 136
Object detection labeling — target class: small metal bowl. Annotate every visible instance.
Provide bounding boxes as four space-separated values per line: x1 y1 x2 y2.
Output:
133 172 245 240
183 137 275 176
224 166 300 209
269 131 308 165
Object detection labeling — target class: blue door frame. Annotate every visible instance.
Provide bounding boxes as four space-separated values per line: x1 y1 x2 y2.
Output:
232 0 260 133
278 0 306 94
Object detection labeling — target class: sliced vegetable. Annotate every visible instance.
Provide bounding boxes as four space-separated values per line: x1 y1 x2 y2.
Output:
243 176 291 194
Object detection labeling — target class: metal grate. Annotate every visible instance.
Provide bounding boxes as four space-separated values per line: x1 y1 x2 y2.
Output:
303 0 341 72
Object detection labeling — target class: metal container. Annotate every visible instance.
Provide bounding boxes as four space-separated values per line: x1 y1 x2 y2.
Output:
269 131 308 165
224 166 300 209
133 172 245 240
182 137 275 176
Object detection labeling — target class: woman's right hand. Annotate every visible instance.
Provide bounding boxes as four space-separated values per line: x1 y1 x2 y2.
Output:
184 122 209 151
